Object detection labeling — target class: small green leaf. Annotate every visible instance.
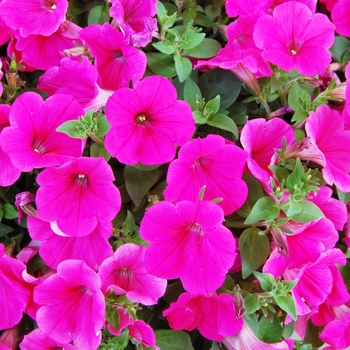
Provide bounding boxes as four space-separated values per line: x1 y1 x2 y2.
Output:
155 330 195 350
291 109 309 122
288 82 311 112
57 120 85 138
185 38 221 58
108 329 130 349
330 36 350 62
244 197 280 225
180 32 205 50
106 307 121 330
204 95 220 116
0 209 3 222
244 294 260 314
337 188 350 204
257 315 283 343
193 111 207 124
122 211 135 236
95 116 111 137
183 78 202 110
206 113 238 139
152 40 175 55
253 272 275 292
90 143 111 162
285 158 305 194
124 166 160 207
239 228 271 278
147 53 177 78
174 56 192 82
87 5 110 25
2 204 18 220
289 200 324 223
275 294 297 321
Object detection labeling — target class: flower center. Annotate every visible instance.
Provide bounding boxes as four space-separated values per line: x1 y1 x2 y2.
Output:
135 114 151 128
32 139 46 154
188 222 204 236
113 51 126 63
73 174 89 187
191 157 209 168
41 0 57 10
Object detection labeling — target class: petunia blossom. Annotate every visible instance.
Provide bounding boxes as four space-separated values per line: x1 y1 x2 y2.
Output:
105 75 195 165
225 0 272 17
27 216 113 271
332 0 350 36
320 313 350 349
35 157 121 237
163 292 243 341
0 0 68 37
253 1 335 76
79 22 147 90
305 104 350 192
163 135 248 215
1 92 84 172
140 199 236 294
99 243 166 305
34 260 105 349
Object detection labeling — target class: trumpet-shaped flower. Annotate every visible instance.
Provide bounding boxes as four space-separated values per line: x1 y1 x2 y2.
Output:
98 243 167 305
0 0 68 37
164 135 248 215
1 92 84 172
35 157 121 237
80 22 147 90
163 292 243 341
140 199 236 294
105 75 195 165
34 260 105 349
253 1 335 76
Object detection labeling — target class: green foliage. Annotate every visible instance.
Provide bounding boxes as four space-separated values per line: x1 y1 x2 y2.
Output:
244 197 280 225
155 330 195 350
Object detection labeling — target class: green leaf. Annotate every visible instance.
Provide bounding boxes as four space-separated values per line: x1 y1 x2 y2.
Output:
185 38 221 58
275 294 297 321
239 228 270 278
205 4 221 22
146 53 177 78
193 13 213 27
253 272 274 292
108 329 130 349
182 8 197 25
183 77 202 110
257 315 283 343
244 294 260 314
124 166 160 207
287 82 311 112
174 56 192 82
291 109 309 122
204 95 220 116
180 32 205 50
193 111 207 124
95 116 111 137
198 68 241 109
152 40 175 55
90 143 111 162
289 200 324 223
285 158 305 194
330 36 350 62
88 5 110 25
122 211 135 236
155 330 195 350
57 120 85 138
206 113 238 139
337 188 350 204
244 197 280 225
106 307 121 330
0 209 3 222
2 204 18 220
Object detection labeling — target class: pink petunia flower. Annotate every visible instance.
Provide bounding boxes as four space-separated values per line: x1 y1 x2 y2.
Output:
35 157 121 237
27 216 113 271
140 199 236 294
163 135 248 215
225 0 272 17
37 56 114 112
253 1 335 76
14 21 81 71
98 243 167 305
79 22 147 90
163 292 243 341
105 75 195 165
320 313 350 349
0 104 21 187
305 104 350 192
240 118 295 184
0 244 31 330
1 92 85 172
0 17 11 46
332 0 350 36
109 0 157 47
34 260 105 349
0 0 68 37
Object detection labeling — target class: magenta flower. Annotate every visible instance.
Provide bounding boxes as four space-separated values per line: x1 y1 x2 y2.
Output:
35 157 121 237
98 243 167 305
79 22 147 90
225 0 272 17
1 92 84 172
0 244 31 330
320 313 350 349
34 260 105 349
253 1 335 76
27 216 113 271
0 0 68 37
14 21 81 71
240 118 295 183
37 56 114 112
105 75 195 165
332 0 350 36
140 199 236 294
163 135 248 215
0 104 21 186
163 292 243 341
109 0 157 47
305 104 350 192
